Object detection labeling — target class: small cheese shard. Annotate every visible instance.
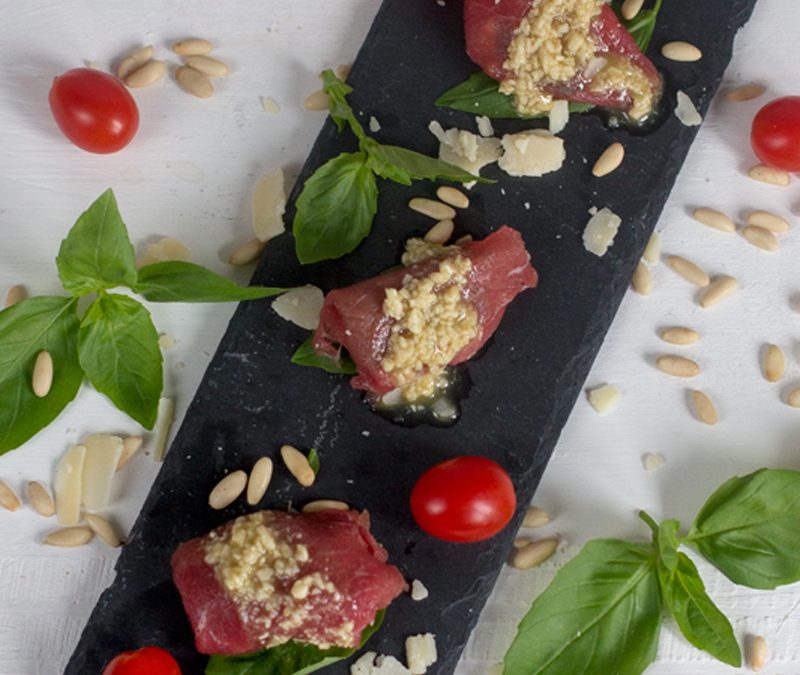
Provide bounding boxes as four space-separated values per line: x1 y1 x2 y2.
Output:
54 444 87 525
410 579 429 601
81 435 123 511
272 285 325 330
252 167 287 242
583 208 622 257
675 91 702 127
428 121 502 178
406 634 438 675
587 384 621 414
351 652 411 675
548 99 569 134
476 115 494 138
153 397 176 462
369 116 382 133
137 237 190 268
498 130 565 177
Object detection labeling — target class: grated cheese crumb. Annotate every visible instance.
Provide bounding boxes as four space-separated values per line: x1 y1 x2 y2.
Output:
675 90 702 127
351 652 411 675
406 634 437 675
476 115 494 137
369 116 382 133
410 579 429 601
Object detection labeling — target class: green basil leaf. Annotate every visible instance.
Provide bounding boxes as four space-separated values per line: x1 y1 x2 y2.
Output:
293 152 378 264
659 552 741 667
136 261 287 303
78 294 162 429
307 448 320 475
615 0 663 53
687 468 800 589
321 69 366 143
504 539 661 675
56 189 137 296
0 296 82 454
205 609 384 675
656 518 681 574
291 335 356 375
362 138 483 185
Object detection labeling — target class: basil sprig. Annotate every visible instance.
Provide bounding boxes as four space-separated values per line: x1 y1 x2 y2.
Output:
436 0 662 119
0 189 287 453
504 468 800 674
292 71 484 265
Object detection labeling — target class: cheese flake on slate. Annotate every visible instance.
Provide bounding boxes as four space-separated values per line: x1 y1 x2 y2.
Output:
351 652 411 675
272 285 325 330
406 634 438 675
252 167 287 242
498 129 565 177
55 443 86 526
675 90 703 127
428 121 502 179
587 384 621 414
548 99 569 134
410 579 429 600
583 207 622 257
476 115 494 137
81 434 124 511
369 116 382 132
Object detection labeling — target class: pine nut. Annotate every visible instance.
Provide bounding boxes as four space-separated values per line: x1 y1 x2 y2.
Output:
523 506 550 528
303 89 329 111
334 63 351 81
408 198 456 221
455 235 473 245
643 453 666 472
763 344 785 382
746 210 790 233
116 435 143 471
660 326 699 345
509 538 559 570
587 384 621 414
175 66 214 98
661 41 702 62
692 207 735 233
124 59 166 88
44 526 94 547
117 45 154 80
787 387 800 408
281 445 316 487
592 142 624 177
172 38 214 56
435 186 469 209
513 537 531 548
621 0 644 20
725 84 765 102
183 55 230 78
228 238 267 265
26 481 55 517
700 275 739 308
302 499 349 513
0 480 21 511
643 232 661 264
32 350 53 397
631 261 652 295
742 225 779 252
749 635 767 672
748 164 790 186
666 255 710 287
246 457 273 505
4 284 26 308
208 470 247 509
656 355 700 378
85 513 122 548
424 219 454 245
691 390 718 425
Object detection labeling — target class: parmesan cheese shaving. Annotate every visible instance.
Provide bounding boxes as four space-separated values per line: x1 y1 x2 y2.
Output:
675 90 702 127
548 99 570 134
54 444 86 526
498 130 565 177
272 285 325 330
81 435 123 511
252 167 287 242
153 397 175 462
582 207 622 257
428 121 501 178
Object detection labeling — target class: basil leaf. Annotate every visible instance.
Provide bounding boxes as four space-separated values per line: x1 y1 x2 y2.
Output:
616 0 663 53
321 69 366 143
307 448 320 475
659 552 741 667
205 609 384 675
56 189 138 296
136 261 287 303
656 518 680 574
78 293 163 429
504 539 661 675
293 152 378 264
291 335 356 375
687 468 800 589
0 296 82 454
362 138 483 186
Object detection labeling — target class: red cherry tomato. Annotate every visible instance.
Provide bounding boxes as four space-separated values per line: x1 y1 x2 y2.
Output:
48 68 139 154
751 96 800 172
102 646 181 675
410 455 516 543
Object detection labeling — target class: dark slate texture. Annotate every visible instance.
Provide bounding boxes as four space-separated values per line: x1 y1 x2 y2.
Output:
66 0 757 673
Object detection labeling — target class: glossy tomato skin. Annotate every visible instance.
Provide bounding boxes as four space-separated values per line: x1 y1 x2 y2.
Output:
410 455 516 543
751 96 800 171
102 646 181 675
49 68 139 153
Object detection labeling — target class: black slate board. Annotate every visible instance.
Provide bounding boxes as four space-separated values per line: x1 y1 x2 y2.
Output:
67 1 758 673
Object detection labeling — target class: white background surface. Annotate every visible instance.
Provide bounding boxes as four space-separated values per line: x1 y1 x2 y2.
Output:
1 1 799 673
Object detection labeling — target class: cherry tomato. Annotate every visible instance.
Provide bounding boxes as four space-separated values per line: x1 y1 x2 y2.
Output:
48 68 139 154
102 646 181 675
751 96 800 172
410 455 516 543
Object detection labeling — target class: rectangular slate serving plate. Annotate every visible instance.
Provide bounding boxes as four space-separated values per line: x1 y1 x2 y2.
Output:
67 0 757 672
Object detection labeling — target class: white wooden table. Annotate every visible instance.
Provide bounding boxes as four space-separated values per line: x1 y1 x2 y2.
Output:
1 1 798 673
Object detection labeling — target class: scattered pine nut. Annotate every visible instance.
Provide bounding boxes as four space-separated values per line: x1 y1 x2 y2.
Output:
513 537 531 548
523 506 551 528
661 41 702 62
691 390 718 425
117 45 154 80
748 164 790 186
631 261 652 295
408 198 456 221
666 255 710 287
44 526 94 547
209 470 248 510
26 481 55 517
660 326 700 345
410 579 429 601
763 344 785 383
587 384 621 414
302 499 349 513
424 219 454 245
643 232 661 264
281 445 316 487
455 234 473 245
746 210 790 233
725 84 765 102
246 457 273 506
334 63 351 81
153 397 175 462
85 513 122 548
303 89 329 111
0 480 21 511
116 435 143 471
435 186 469 209
32 350 53 397
4 284 26 308
742 225 779 252
175 66 214 99
183 55 230 78
692 207 735 233
228 238 267 265
592 142 624 177
621 0 644 20
656 355 700 378
172 38 214 56
787 387 800 408
699 275 739 308
124 59 166 88
643 453 666 473
749 635 767 672
509 538 558 570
